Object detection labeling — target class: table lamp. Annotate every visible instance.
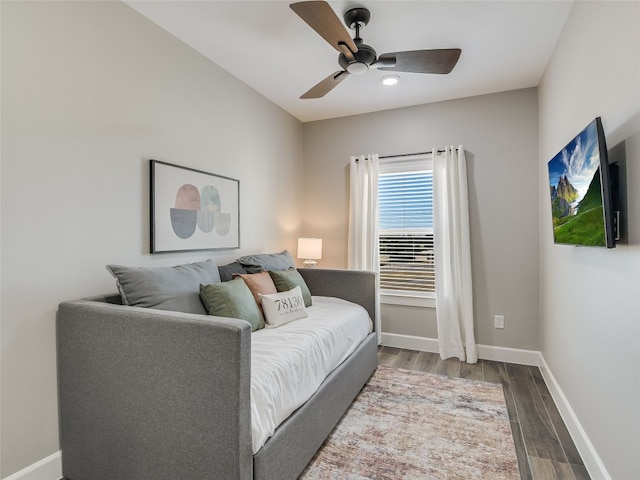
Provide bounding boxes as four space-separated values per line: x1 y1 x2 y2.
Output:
297 238 322 268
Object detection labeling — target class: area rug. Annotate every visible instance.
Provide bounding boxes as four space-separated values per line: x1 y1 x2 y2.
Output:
300 365 520 480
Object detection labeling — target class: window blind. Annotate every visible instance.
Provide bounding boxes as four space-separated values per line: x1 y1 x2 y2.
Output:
378 170 435 295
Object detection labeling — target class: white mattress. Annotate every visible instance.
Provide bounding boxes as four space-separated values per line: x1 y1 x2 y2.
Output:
250 296 373 454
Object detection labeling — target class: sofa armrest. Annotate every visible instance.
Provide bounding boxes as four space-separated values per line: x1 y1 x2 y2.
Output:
57 300 252 480
297 268 377 327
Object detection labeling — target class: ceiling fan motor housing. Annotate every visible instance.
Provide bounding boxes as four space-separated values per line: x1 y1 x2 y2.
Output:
339 40 377 74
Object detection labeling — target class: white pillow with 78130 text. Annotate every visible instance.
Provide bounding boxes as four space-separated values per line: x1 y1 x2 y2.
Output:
259 285 308 327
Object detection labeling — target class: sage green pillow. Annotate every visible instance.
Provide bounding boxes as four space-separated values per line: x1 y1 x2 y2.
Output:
199 278 265 331
268 268 312 307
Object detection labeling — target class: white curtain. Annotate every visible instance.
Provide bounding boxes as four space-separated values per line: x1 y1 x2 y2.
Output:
433 146 478 363
348 154 381 338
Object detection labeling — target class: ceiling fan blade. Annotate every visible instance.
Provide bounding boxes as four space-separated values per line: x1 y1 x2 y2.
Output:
290 1 358 59
300 71 349 99
378 49 461 74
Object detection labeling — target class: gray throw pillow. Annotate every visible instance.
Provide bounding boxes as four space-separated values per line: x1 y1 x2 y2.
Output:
237 250 295 274
106 260 221 315
218 261 248 282
199 278 265 331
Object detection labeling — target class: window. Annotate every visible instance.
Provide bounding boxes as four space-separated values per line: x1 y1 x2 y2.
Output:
378 155 435 306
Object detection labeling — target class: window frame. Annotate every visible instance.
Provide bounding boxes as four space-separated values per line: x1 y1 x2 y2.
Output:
378 154 435 308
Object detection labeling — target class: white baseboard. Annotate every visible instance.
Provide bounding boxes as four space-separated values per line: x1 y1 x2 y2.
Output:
379 332 439 353
380 332 540 366
475 343 541 366
538 356 611 480
2 451 61 480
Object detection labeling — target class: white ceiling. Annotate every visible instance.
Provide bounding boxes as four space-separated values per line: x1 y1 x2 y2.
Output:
125 1 573 123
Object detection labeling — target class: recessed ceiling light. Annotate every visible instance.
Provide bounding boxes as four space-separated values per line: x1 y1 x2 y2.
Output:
381 75 399 86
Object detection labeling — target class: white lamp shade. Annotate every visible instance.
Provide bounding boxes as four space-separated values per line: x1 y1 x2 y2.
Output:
297 238 322 260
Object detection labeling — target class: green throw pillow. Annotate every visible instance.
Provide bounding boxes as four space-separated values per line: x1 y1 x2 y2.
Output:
199 278 265 331
268 268 312 307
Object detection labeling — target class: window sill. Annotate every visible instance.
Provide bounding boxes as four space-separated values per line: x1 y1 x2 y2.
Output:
380 293 436 308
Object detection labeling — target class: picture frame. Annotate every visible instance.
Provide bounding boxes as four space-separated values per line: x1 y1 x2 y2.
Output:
150 160 240 253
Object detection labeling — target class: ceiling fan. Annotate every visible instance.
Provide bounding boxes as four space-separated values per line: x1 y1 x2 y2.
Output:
290 1 461 99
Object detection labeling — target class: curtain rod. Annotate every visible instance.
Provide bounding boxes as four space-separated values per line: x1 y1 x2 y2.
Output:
379 150 445 159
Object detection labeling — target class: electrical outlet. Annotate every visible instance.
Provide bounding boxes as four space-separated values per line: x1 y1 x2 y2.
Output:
494 315 505 329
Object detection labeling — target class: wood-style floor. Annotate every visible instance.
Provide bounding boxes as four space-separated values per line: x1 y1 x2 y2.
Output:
378 346 591 480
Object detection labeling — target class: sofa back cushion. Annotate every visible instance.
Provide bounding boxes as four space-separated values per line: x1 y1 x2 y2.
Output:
106 260 220 315
237 250 295 274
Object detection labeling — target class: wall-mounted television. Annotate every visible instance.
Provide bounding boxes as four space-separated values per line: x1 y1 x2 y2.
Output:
547 117 617 248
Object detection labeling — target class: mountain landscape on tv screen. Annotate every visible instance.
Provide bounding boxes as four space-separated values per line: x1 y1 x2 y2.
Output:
548 121 606 246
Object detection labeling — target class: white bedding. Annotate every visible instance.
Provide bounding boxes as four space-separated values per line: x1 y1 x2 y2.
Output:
250 296 373 453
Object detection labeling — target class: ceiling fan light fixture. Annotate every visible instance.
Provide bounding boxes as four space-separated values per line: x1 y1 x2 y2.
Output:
347 62 369 74
381 75 399 86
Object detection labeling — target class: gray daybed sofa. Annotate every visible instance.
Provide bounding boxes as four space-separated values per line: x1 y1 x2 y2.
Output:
57 265 378 480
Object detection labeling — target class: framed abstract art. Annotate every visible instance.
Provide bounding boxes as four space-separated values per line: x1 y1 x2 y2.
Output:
150 160 240 253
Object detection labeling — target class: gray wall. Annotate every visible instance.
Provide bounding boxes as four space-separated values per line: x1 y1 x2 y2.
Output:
537 2 640 479
302 89 540 349
0 1 303 476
